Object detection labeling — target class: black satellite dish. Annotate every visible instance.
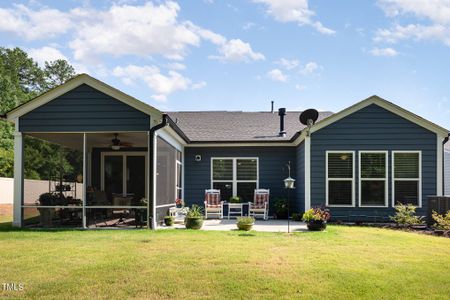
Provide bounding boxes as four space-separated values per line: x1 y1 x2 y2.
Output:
299 109 319 126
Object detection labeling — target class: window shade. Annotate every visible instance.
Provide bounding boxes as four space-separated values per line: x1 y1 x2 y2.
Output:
394 153 419 178
361 153 385 178
212 159 233 180
237 159 257 180
328 153 353 178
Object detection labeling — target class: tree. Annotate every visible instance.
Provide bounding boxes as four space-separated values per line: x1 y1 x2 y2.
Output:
0 47 77 178
43 59 76 90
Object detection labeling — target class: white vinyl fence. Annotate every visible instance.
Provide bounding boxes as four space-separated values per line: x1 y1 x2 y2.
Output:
0 177 83 205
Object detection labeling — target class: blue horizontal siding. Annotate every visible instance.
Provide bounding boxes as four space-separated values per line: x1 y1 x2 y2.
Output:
311 104 437 220
19 84 150 132
184 147 297 214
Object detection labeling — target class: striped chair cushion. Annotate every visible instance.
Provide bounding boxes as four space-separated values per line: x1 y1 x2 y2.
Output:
253 193 268 209
205 192 221 207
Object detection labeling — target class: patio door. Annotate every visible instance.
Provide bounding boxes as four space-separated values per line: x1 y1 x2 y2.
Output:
101 152 147 197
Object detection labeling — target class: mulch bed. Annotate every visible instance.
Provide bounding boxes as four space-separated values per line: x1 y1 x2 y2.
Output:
330 221 450 238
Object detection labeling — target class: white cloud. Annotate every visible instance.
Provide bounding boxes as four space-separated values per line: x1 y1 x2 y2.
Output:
211 39 265 62
0 4 72 40
167 62 186 70
113 64 206 101
266 68 288 82
0 2 262 66
295 84 306 91
70 2 201 63
28 46 89 73
299 61 320 75
28 46 68 67
369 47 398 57
375 0 450 46
275 58 300 70
253 0 335 35
243 21 256 30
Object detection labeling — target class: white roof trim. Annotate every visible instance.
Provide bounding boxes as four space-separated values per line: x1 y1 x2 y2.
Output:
6 73 162 124
293 95 448 145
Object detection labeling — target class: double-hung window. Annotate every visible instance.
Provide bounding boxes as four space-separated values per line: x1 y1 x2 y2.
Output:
392 151 421 207
326 151 355 206
211 158 258 201
359 151 388 207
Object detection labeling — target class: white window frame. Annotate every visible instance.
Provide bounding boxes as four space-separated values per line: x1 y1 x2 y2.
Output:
326 151 355 207
100 151 148 197
358 151 388 208
391 150 422 208
210 157 259 198
176 153 183 200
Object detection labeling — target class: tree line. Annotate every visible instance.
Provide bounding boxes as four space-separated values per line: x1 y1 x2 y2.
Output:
0 47 81 180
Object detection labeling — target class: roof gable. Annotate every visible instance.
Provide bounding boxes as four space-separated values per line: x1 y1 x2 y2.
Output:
308 95 448 137
6 74 161 123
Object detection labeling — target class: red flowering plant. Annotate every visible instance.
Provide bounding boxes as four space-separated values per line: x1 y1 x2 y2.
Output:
302 206 331 222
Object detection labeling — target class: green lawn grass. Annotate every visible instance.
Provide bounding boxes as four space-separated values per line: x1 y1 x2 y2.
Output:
0 222 449 299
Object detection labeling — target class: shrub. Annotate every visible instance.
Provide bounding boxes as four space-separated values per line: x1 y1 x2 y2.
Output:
274 198 288 218
432 211 450 231
292 213 303 222
390 203 424 226
164 216 174 226
302 206 331 222
229 196 241 203
237 216 255 225
186 205 203 218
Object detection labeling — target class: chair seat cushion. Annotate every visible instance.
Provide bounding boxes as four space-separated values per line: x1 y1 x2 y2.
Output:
249 208 266 212
206 204 222 208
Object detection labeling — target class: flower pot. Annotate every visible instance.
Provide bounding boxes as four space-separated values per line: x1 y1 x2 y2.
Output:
307 220 327 231
237 223 254 231
164 217 174 227
185 217 204 230
38 208 55 227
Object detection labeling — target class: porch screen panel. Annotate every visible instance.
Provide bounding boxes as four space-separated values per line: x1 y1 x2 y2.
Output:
360 152 387 207
23 133 84 228
156 137 177 206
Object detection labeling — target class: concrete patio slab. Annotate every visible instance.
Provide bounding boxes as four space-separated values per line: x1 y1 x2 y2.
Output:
161 219 308 232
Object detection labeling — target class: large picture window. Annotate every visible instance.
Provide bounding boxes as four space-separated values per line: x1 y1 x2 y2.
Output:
359 151 388 207
326 151 355 206
211 158 258 201
392 151 421 207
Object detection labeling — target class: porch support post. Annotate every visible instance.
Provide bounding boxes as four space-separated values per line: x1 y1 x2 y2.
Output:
437 134 444 196
304 136 311 211
82 133 87 228
13 121 23 227
148 131 157 230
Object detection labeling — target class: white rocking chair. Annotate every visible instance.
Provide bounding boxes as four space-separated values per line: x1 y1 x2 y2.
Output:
249 189 270 220
204 189 224 219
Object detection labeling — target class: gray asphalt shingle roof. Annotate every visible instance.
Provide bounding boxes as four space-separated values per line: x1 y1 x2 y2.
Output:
167 111 334 142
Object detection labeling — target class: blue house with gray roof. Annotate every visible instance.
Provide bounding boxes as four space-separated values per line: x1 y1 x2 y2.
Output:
3 74 449 228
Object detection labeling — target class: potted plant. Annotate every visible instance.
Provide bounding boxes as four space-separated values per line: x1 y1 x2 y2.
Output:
229 196 241 203
302 206 331 231
37 193 59 227
164 216 174 226
236 216 255 231
274 198 288 219
185 205 204 229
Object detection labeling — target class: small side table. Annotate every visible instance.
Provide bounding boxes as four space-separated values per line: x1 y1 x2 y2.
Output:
228 203 244 219
169 207 189 223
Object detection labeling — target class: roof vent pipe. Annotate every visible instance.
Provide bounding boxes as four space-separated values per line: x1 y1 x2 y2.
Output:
271 101 274 113
278 108 286 137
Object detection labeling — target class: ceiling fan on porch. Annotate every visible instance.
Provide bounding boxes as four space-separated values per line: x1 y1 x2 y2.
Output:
110 133 133 150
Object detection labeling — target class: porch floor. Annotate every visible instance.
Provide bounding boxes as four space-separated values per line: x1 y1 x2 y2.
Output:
160 219 308 232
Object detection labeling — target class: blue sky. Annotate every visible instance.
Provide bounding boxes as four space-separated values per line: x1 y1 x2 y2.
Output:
1 0 450 129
